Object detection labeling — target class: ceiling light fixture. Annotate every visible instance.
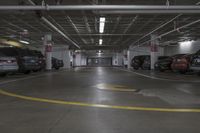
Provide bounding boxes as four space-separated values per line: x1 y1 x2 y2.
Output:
19 40 30 44
99 17 105 33
99 39 103 45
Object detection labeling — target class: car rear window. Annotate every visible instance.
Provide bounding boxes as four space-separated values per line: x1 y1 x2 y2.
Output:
0 48 18 56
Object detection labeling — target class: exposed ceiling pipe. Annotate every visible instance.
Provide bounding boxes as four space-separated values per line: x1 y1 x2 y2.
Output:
131 14 182 46
130 2 200 47
133 19 200 48
98 10 200 14
0 5 200 13
27 0 80 49
41 17 80 48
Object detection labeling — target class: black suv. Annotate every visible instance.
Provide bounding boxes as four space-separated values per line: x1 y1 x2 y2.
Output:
142 56 169 70
131 55 150 70
52 57 64 70
32 50 46 71
190 50 200 75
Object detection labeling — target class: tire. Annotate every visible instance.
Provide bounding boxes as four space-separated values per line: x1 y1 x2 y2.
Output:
24 70 31 74
159 69 165 72
33 70 38 72
133 66 139 70
0 73 7 77
141 66 145 70
55 67 60 70
179 71 186 74
197 72 200 76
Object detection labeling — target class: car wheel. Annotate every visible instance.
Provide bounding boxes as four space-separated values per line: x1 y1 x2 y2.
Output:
33 70 38 72
197 72 200 76
55 67 60 70
179 71 186 74
141 66 145 70
24 70 31 74
133 66 139 70
159 69 165 72
0 73 7 77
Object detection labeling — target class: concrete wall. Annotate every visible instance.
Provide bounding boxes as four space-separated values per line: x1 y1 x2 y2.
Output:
52 47 71 69
164 40 200 56
74 52 87 66
112 52 123 66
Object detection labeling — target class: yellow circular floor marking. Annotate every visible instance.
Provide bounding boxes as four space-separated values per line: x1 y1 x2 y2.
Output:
0 89 200 113
94 83 138 92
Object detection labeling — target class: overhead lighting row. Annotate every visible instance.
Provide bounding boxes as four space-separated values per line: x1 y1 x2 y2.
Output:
99 17 105 46
19 40 30 44
99 17 105 33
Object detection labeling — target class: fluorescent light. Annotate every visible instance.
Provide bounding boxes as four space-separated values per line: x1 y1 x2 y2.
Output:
99 39 103 45
179 40 193 47
99 17 105 33
179 40 193 52
19 40 29 44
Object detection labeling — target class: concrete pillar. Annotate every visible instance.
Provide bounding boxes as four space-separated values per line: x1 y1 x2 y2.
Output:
44 34 52 70
150 34 159 70
74 51 82 66
61 46 71 69
127 49 132 69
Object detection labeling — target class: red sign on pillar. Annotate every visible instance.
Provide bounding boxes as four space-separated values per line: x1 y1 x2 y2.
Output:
45 44 52 52
150 44 158 52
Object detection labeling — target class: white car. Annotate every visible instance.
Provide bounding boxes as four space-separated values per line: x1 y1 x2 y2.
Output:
0 52 19 77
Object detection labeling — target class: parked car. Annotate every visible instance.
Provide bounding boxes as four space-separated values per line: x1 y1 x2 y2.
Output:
131 55 150 70
141 56 151 70
190 50 200 75
52 57 64 70
0 48 40 74
142 56 169 70
32 50 46 71
171 54 192 74
154 54 185 72
0 52 18 77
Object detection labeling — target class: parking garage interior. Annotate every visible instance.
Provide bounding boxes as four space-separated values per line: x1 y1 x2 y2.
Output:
0 0 200 133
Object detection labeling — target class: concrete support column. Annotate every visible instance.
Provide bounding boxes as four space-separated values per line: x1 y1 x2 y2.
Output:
127 49 132 69
61 46 71 69
150 34 159 70
44 34 52 70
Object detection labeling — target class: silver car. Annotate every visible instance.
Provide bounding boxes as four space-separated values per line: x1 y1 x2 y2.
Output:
0 53 19 76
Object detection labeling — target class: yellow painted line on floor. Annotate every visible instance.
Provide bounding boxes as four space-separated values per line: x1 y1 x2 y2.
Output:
95 83 137 92
0 89 200 113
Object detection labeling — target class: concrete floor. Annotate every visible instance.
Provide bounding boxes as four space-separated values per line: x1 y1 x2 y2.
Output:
0 67 200 133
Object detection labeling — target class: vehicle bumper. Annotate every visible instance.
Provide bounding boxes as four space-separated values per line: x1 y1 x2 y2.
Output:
190 66 200 71
171 64 188 71
0 65 19 72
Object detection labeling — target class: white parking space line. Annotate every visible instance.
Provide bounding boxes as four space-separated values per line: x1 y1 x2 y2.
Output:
115 68 200 83
0 69 69 86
